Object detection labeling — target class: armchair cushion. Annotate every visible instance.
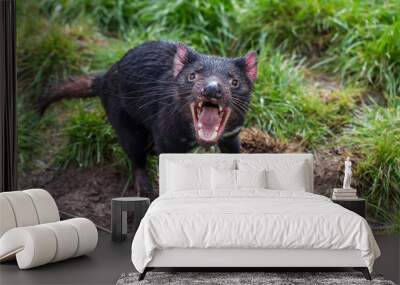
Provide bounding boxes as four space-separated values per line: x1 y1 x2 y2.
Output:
0 189 97 269
0 218 97 269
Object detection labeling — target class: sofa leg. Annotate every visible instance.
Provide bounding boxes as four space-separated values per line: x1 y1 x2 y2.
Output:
354 267 371 280
138 268 148 281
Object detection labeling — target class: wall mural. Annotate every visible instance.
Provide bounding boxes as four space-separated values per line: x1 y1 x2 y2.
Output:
17 1 399 233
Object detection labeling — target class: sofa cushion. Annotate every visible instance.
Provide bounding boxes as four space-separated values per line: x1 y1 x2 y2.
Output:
0 196 17 237
0 189 60 238
0 191 39 227
23 189 59 224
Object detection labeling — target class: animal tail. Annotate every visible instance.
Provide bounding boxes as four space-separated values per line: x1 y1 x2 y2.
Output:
36 75 96 115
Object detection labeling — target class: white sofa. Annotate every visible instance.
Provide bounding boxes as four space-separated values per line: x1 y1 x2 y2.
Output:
0 189 98 269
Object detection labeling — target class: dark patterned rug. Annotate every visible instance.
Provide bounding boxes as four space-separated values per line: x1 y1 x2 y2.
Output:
116 271 395 285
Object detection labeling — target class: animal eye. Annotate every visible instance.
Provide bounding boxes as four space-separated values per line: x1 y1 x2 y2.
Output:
230 78 239 88
188 72 196 81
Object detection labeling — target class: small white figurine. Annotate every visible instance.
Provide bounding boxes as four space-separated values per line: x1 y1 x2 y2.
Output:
343 157 352 189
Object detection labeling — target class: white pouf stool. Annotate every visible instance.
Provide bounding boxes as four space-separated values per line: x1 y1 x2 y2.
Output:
0 189 98 269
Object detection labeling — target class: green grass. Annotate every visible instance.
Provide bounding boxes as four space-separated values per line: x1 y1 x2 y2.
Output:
26 0 400 97
17 1 95 99
88 26 186 71
38 0 239 55
17 105 43 171
38 0 147 37
17 98 54 172
56 101 118 169
238 0 400 101
127 0 238 55
55 100 161 191
247 48 362 147
342 105 400 227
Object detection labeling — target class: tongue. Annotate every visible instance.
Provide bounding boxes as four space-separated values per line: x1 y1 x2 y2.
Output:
198 106 221 139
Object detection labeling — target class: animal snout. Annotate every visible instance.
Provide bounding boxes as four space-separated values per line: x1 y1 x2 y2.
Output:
202 81 223 100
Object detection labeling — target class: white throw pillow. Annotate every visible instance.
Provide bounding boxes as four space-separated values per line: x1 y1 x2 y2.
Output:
236 169 267 189
212 168 237 191
211 168 268 191
167 163 211 191
237 159 308 191
265 169 306 191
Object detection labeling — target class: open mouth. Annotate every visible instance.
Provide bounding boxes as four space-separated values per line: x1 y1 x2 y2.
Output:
190 101 231 145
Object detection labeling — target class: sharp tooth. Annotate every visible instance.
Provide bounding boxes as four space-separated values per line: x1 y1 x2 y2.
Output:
219 105 223 112
215 126 219 131
199 129 204 138
198 122 202 128
211 131 218 140
199 101 203 108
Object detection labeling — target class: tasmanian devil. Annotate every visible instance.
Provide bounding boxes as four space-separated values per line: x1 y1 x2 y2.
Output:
38 41 258 198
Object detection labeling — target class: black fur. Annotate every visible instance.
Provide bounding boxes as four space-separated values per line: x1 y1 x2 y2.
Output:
42 41 257 197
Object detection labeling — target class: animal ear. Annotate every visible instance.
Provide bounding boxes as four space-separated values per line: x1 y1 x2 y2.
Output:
234 51 258 83
244 51 257 82
173 44 188 78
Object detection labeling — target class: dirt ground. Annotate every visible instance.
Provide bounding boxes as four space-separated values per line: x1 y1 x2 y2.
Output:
19 165 129 230
19 127 347 230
